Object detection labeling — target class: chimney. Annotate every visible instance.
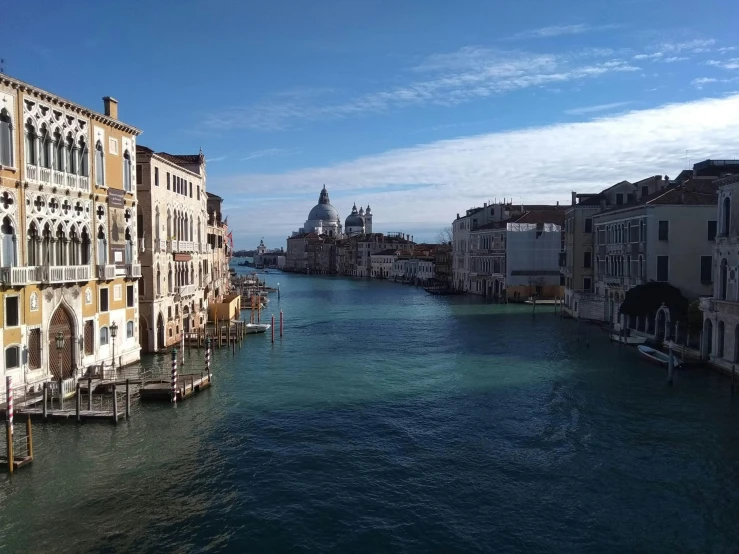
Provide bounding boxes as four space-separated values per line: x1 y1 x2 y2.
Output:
103 96 118 119
571 191 577 206
556 201 559 207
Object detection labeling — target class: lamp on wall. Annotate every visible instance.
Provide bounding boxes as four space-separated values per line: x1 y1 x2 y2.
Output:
110 321 118 371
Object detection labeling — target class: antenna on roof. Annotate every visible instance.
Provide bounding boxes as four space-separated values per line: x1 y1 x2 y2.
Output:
0 59 4 73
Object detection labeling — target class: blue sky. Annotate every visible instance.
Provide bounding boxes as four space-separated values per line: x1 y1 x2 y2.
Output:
3 0 739 248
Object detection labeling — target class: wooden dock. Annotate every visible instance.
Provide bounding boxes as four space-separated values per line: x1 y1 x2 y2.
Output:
141 373 211 402
18 407 125 422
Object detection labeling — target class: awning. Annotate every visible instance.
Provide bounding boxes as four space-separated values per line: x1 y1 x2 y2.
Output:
174 253 192 262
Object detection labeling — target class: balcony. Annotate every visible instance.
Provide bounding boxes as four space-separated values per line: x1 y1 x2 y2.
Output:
177 284 196 297
40 264 92 284
0 266 40 286
26 163 38 181
167 240 175 253
39 166 52 184
176 240 194 252
157 239 168 252
125 263 142 278
97 264 116 280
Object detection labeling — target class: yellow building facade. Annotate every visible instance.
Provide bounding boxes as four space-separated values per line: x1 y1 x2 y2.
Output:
0 74 142 397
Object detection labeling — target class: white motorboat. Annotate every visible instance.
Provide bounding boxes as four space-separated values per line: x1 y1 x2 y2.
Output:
637 345 682 368
245 323 271 334
610 333 647 345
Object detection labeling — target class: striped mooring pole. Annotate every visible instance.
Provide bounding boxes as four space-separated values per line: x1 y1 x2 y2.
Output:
171 349 178 404
205 338 212 380
6 376 13 473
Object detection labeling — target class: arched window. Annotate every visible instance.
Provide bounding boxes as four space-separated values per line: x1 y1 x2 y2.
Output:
81 227 91 265
39 126 51 169
1 216 16 268
97 226 107 264
95 140 104 186
155 210 160 242
639 220 645 242
157 268 161 296
25 121 37 165
27 221 39 266
78 137 88 177
5 345 20 370
53 129 63 171
55 223 66 266
126 320 134 339
123 150 132 191
65 134 76 175
723 197 731 236
168 265 173 293
720 258 728 300
100 326 109 346
639 255 644 278
0 109 13 167
124 227 133 264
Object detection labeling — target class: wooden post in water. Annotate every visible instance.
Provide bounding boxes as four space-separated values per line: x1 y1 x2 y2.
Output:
88 377 93 411
171 349 178 405
42 381 48 420
25 415 33 461
125 379 131 419
667 342 674 386
232 325 236 356
112 384 118 423
76 382 81 422
6 376 13 474
271 315 275 344
206 338 211 380
280 310 283 338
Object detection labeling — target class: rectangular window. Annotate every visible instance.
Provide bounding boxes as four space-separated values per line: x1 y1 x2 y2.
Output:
167 172 170 190
155 167 159 186
136 164 142 184
189 182 193 198
657 256 669 282
84 320 94 355
583 251 592 268
28 328 41 369
583 277 592 291
597 227 606 245
708 220 717 241
197 185 200 200
701 255 713 283
627 194 634 204
127 285 134 307
616 193 624 205
5 346 19 370
100 288 109 312
658 220 669 241
584 218 592 233
5 296 19 326
641 185 649 198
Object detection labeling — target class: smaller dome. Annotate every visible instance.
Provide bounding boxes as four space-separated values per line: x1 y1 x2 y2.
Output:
345 203 364 229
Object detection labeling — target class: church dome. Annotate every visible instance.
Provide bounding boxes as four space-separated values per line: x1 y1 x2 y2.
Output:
307 185 340 222
345 203 364 229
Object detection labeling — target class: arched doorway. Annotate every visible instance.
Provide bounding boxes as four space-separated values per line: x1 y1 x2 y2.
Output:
139 316 150 353
656 309 667 342
703 319 713 360
157 312 165 352
48 305 74 379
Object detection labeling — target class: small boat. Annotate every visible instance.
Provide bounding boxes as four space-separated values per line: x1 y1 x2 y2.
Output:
637 345 681 368
245 323 271 334
610 333 647 345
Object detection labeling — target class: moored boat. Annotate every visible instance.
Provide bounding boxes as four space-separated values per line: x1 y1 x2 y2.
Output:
245 323 271 334
637 345 681 368
610 333 647 345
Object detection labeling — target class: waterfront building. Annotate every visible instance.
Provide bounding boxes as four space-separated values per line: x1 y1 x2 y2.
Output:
0 74 142 398
593 174 718 330
205 192 232 301
700 171 739 366
299 185 343 238
254 240 285 269
371 249 399 279
135 145 209 352
345 203 372 237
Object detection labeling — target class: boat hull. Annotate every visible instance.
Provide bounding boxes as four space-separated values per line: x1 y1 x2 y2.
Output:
610 334 647 345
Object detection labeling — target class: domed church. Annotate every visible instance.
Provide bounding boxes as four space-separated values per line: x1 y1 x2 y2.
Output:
345 203 373 236
301 185 343 237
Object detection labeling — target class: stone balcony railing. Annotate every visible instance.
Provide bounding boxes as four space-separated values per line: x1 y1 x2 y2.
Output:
157 239 167 252
40 264 92 284
177 284 196 297
0 266 41 286
126 263 142 278
26 163 90 192
97 264 117 280
177 240 194 252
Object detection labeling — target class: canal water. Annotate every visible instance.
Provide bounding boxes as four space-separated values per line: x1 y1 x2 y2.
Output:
2 270 739 553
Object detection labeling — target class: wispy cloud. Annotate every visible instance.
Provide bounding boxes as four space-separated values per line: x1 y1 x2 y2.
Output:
691 76 739 89
206 155 227 163
706 58 739 70
204 47 640 131
241 148 296 161
506 24 619 40
217 94 739 245
659 38 716 54
565 101 633 115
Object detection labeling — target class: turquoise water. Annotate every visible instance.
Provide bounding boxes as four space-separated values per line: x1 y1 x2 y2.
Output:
2 270 739 553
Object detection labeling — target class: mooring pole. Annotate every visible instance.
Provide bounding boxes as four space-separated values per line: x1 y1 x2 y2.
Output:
26 415 33 461
6 376 13 474
88 377 93 411
112 384 119 423
206 338 212 380
76 382 81 422
171 349 178 405
271 315 275 344
125 379 131 419
667 342 674 386
280 310 284 338
42 381 48 420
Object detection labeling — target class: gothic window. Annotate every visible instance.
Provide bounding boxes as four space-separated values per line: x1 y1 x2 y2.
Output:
39 126 51 169
97 225 107 264
53 129 63 171
65 134 76 175
95 140 104 186
27 221 39 266
25 120 37 165
723 197 731 236
79 137 89 177
125 227 133 264
100 326 109 346
1 216 16 268
81 227 91 265
123 150 132 192
0 109 12 167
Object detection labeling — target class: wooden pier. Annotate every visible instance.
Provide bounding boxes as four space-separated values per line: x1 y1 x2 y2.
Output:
141 373 211 402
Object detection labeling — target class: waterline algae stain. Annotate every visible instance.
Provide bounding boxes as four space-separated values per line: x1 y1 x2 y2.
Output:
2 270 739 552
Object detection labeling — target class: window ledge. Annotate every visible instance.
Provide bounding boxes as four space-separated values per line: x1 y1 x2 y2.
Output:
0 165 18 173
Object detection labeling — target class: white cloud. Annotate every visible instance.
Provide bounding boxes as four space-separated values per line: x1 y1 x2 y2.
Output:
506 24 619 40
565 101 633 115
217 94 739 245
633 52 663 60
691 76 739 89
706 58 739 70
660 38 716 53
204 47 640 131
206 155 226 163
241 148 293 161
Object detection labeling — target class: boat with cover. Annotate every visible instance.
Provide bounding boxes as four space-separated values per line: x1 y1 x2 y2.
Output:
637 345 681 367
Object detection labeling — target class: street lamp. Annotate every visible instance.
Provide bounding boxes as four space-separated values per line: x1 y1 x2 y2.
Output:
55 331 65 409
110 321 118 372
